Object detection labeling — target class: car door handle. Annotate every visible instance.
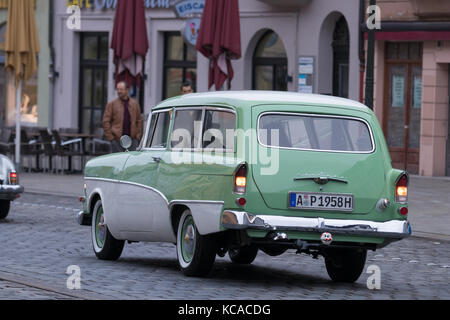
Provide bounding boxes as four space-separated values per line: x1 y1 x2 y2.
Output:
152 157 161 163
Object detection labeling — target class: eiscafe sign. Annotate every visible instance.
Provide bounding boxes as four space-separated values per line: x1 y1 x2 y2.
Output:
66 0 205 16
66 0 171 10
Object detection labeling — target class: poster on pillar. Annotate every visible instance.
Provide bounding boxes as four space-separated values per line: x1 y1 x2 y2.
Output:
392 74 405 108
298 57 314 94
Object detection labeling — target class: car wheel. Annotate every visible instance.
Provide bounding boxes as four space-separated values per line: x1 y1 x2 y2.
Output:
176 209 217 277
229 245 258 264
324 248 367 283
0 200 10 219
91 200 125 261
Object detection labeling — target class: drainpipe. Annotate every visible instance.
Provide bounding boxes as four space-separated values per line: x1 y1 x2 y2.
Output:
364 0 376 110
359 0 365 103
296 11 300 93
48 0 57 130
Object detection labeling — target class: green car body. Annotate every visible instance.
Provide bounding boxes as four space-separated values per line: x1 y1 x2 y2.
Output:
80 91 411 281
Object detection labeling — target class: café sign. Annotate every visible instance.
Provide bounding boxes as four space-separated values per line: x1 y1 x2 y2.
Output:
173 0 205 47
66 0 171 10
173 0 205 18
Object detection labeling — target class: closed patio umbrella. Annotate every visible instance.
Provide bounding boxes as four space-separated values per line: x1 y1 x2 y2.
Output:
5 0 40 172
111 0 149 88
196 0 241 90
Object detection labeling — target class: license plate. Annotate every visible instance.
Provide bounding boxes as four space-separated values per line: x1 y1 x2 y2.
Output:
289 192 354 211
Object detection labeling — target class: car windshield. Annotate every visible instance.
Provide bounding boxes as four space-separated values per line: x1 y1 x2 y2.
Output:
258 113 373 153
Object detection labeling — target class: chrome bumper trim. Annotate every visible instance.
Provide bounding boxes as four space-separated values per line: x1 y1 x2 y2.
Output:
0 185 24 199
222 211 411 239
0 185 24 194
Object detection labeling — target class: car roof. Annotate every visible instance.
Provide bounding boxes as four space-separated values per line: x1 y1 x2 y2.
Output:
153 91 371 113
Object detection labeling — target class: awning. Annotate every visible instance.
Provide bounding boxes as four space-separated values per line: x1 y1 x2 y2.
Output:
364 31 450 41
111 0 149 88
362 21 450 41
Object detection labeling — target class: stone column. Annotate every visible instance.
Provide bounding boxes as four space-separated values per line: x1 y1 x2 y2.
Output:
420 41 449 176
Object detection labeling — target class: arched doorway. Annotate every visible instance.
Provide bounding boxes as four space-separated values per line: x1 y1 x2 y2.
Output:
332 16 349 98
252 30 287 91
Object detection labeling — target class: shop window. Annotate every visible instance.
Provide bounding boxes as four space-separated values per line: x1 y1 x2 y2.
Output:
20 72 38 125
385 42 423 61
332 16 349 98
384 42 423 174
79 33 109 135
0 22 38 127
252 30 287 91
163 32 197 99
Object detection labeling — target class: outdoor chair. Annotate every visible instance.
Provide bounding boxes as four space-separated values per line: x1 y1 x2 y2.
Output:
52 130 85 174
20 129 44 172
86 128 111 157
0 128 13 156
39 129 57 173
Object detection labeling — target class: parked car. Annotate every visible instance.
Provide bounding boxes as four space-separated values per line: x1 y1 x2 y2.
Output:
78 91 411 282
0 154 24 219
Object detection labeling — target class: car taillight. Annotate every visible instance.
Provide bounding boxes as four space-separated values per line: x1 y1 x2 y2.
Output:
10 172 18 185
395 173 408 203
234 163 248 194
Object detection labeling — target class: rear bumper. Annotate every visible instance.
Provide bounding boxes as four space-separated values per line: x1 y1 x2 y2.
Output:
222 210 411 240
0 185 24 200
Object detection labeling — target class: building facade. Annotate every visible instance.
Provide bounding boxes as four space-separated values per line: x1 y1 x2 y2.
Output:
3 0 450 177
52 0 361 136
0 0 50 128
364 0 450 176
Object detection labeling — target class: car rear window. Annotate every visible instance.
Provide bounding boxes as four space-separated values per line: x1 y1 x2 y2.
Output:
258 113 374 153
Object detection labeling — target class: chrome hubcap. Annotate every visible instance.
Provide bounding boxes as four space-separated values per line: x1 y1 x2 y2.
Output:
95 209 106 248
181 217 196 263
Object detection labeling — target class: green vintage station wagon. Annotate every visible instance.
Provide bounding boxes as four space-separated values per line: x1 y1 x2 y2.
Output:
78 91 411 282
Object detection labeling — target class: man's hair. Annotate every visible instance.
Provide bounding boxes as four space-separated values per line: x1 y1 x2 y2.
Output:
117 81 130 89
181 81 193 90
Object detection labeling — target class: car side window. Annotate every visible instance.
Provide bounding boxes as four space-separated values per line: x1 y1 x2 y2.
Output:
146 111 171 149
203 110 236 151
171 109 203 150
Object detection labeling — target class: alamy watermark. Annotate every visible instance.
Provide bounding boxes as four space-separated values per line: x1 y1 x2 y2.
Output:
66 6 82 31
168 126 280 176
366 264 381 290
366 5 381 30
66 265 82 290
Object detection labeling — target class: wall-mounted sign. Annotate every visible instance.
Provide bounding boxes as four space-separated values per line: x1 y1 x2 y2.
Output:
66 0 171 10
413 76 422 109
392 74 405 108
174 0 205 18
298 56 314 94
182 18 201 47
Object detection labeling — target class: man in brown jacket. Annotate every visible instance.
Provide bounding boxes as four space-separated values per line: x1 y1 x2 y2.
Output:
102 81 143 153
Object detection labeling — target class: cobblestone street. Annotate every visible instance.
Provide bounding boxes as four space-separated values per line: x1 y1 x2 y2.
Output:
0 193 448 300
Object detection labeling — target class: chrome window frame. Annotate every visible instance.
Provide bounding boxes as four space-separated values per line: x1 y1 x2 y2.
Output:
142 108 173 151
170 106 237 153
257 111 376 154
